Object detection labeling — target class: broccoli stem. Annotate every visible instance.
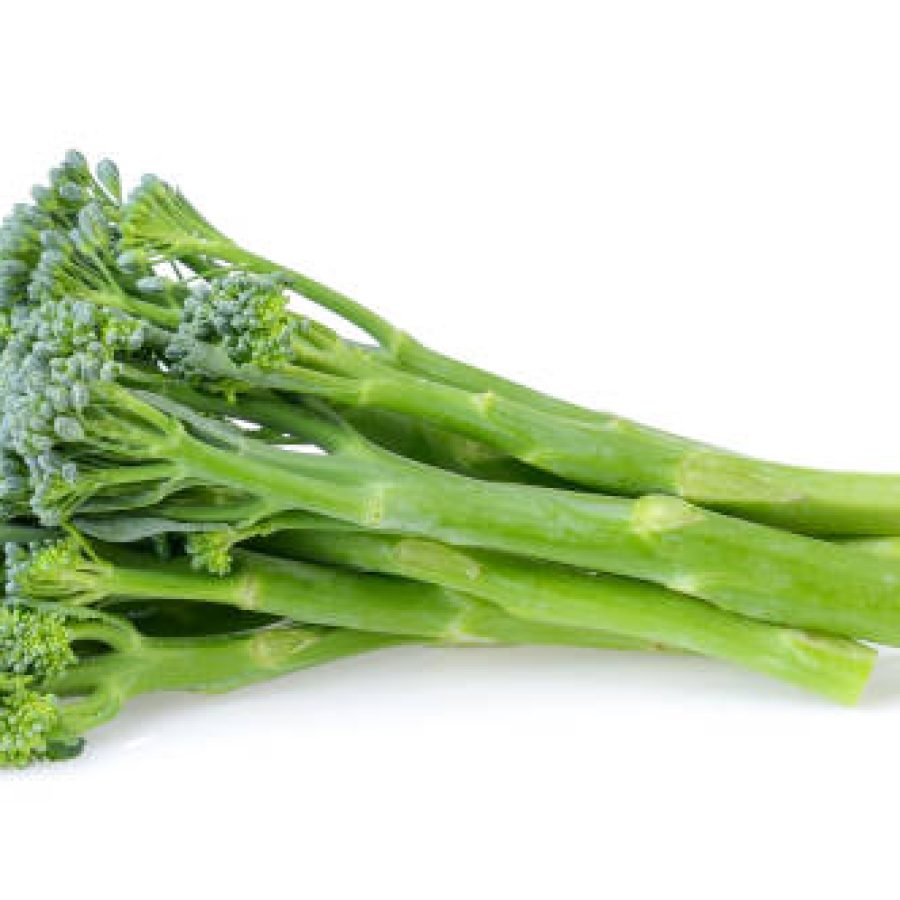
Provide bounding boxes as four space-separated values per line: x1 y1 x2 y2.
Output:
327 365 900 537
223 246 399 349
0 523 56 544
48 625 406 743
115 174 900 535
838 537 900 558
211 247 900 536
250 527 875 704
163 424 900 646
30 538 875 700
77 545 657 653
339 407 570 488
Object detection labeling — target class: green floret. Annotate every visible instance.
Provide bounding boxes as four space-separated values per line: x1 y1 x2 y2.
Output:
29 207 125 305
5 535 111 605
185 529 238 575
95 158 122 203
0 298 184 524
0 205 55 305
27 204 180 328
0 677 62 767
0 601 117 767
169 273 297 372
120 174 236 261
0 152 123 308
0 593 404 767
0 258 31 309
0 604 139 766
0 604 75 679
0 291 302 527
44 151 122 220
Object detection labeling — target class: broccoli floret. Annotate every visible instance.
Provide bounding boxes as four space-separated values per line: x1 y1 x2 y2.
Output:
168 273 296 373
0 603 128 766
185 529 238 575
0 678 61 767
29 206 127 307
0 602 120 767
120 174 234 261
0 152 122 309
26 203 182 329
0 603 75 679
94 158 122 203
0 260 366 529
0 298 186 523
5 535 111 604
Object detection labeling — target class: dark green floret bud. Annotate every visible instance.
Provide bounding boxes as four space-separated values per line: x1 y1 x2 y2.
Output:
95 159 122 201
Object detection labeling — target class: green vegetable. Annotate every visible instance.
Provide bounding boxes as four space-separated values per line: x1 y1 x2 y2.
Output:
110 169 900 536
10 156 900 653
5 534 658 654
0 601 402 767
3 148 899 772
251 524 874 704
1 530 877 702
9 294 900 651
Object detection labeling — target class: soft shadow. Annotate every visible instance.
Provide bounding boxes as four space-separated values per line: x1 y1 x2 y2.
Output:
856 652 900 707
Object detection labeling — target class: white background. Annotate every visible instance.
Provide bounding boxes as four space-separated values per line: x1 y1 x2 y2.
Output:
3 2 900 897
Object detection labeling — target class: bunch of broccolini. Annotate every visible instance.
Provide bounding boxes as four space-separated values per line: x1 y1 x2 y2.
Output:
1 151 899 766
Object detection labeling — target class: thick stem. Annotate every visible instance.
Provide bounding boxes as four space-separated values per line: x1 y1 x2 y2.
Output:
208 247 900 535
326 367 900 535
165 426 900 646
256 528 876 704
384 334 900 535
174 426 380 525
340 407 569 488
89 545 654 652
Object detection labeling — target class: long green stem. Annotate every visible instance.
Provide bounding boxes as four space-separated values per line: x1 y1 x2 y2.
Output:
122 179 900 535
82 545 657 653
223 249 900 536
339 407 570 487
48 625 406 744
149 422 900 647
252 527 875 704
32 536 875 700
228 247 398 348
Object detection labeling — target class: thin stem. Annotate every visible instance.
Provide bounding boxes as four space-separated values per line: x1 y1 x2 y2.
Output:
76 544 656 654
225 247 398 348
47 625 410 747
